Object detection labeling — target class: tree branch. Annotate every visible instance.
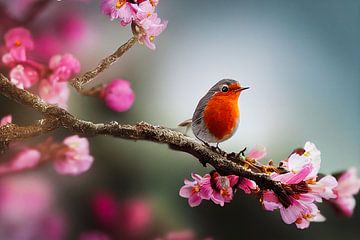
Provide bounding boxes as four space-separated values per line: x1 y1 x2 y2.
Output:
0 74 291 206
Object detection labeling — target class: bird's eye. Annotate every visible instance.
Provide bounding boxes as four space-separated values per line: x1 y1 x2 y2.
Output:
221 85 229 92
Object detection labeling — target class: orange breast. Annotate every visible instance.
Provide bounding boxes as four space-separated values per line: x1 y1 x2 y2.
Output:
203 92 240 141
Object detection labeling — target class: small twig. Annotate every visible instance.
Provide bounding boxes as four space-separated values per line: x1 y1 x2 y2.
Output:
70 37 137 92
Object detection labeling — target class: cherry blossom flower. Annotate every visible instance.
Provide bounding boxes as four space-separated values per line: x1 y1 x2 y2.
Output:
135 13 168 50
92 192 119 227
0 148 41 174
210 172 238 206
48 53 80 82
38 80 70 109
179 173 213 207
101 79 135 112
237 178 257 194
261 142 337 229
9 64 39 89
119 199 152 234
247 145 266 160
0 115 12 126
330 167 360 217
3 27 34 61
100 0 136 25
53 135 94 176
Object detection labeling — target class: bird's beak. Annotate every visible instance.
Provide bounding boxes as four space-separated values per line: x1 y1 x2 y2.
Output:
235 87 250 92
241 87 250 91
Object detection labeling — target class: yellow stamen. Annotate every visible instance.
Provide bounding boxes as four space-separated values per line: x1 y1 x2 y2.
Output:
150 0 156 7
303 151 310 157
14 39 22 47
149 35 155 42
192 185 200 193
116 0 126 9
147 12 152 17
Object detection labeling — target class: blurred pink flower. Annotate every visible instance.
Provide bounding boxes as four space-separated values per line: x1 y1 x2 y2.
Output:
53 135 94 176
156 230 195 240
247 145 266 160
120 199 151 234
0 115 12 126
0 148 41 174
136 13 167 50
101 79 135 112
0 175 67 239
0 175 52 224
79 231 111 240
4 27 34 61
34 34 62 59
92 192 119 227
100 0 136 24
56 13 89 43
330 167 360 217
210 173 238 206
48 53 81 82
179 173 212 207
237 177 257 194
38 79 70 109
9 64 39 89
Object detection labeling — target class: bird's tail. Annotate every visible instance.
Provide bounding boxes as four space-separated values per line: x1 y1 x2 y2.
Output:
178 118 192 127
177 118 192 136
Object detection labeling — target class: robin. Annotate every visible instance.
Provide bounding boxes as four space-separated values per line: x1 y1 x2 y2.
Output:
179 79 249 150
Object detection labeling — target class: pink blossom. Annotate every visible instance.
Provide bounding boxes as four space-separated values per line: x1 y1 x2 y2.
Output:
53 135 94 176
79 231 110 240
136 13 167 50
134 1 155 21
210 173 238 206
261 142 337 229
156 230 195 240
308 175 338 202
1 52 16 66
100 0 136 25
119 199 151 234
179 173 213 207
4 27 34 61
9 64 39 89
247 145 267 160
56 13 89 43
262 190 325 229
0 148 41 174
287 141 321 181
101 79 135 112
92 192 119 227
330 167 360 217
238 178 257 194
34 34 62 59
48 53 81 82
0 175 52 223
38 79 70 109
0 115 12 126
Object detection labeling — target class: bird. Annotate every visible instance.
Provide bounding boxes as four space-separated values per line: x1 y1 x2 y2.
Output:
179 79 249 150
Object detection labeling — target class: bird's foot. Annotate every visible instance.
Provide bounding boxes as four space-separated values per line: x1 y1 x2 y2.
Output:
210 145 227 156
238 147 247 157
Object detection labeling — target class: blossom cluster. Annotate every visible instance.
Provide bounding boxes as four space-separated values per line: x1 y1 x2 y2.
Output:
1 27 136 112
100 0 167 49
179 142 360 229
0 115 94 176
1 27 79 109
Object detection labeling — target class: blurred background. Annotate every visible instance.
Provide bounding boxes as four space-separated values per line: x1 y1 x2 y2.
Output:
0 0 359 239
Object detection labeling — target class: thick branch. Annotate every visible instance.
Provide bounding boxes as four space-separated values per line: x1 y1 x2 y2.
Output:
0 75 290 206
70 37 137 92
